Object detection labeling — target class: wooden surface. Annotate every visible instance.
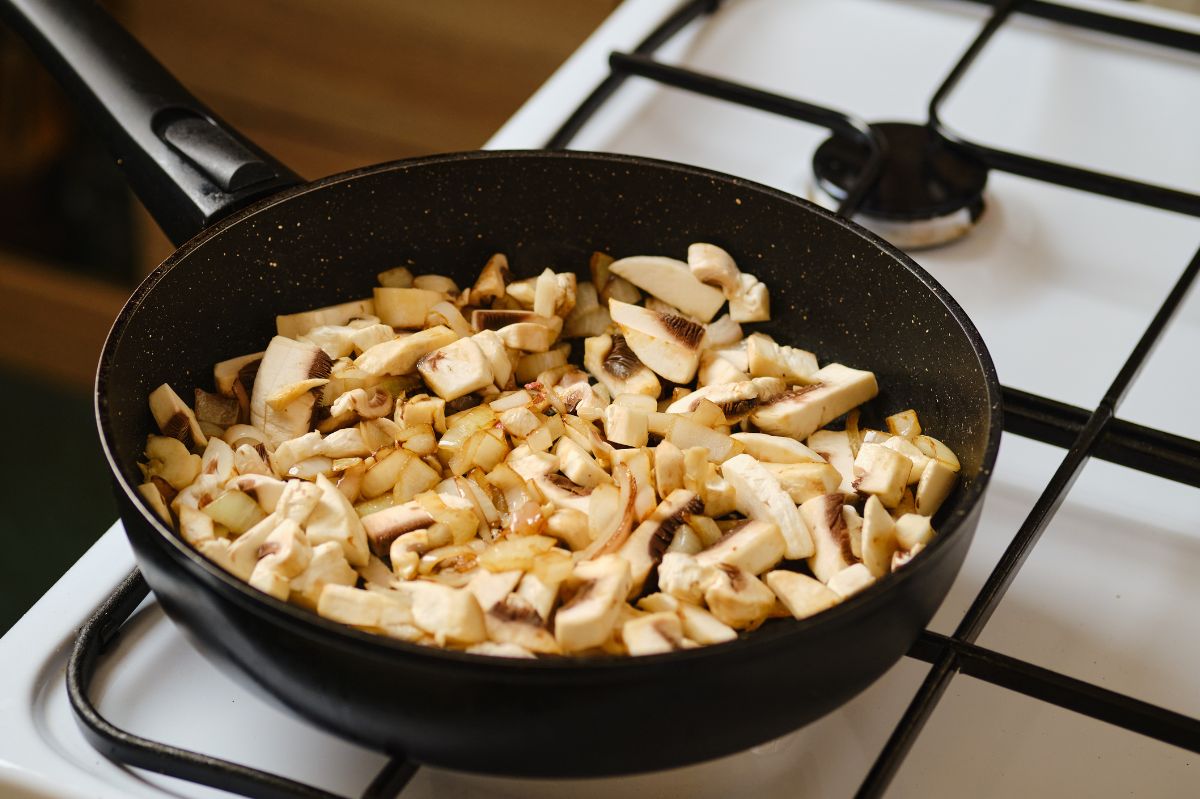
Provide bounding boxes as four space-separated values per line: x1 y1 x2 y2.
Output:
1 1 615 390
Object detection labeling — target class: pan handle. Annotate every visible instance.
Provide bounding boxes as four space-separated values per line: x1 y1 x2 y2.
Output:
0 0 303 245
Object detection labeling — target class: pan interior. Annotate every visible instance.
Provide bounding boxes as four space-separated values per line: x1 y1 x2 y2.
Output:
100 150 998 612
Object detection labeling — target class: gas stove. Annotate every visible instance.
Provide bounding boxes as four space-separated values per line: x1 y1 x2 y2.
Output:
3 1 1200 797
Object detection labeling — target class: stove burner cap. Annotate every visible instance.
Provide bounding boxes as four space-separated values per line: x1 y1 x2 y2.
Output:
811 121 987 248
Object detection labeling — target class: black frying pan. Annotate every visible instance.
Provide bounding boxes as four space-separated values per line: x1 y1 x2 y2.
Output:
4 0 1002 778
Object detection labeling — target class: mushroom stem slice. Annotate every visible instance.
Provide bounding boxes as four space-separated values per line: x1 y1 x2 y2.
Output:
554 554 633 653
800 493 856 583
149 383 208 450
609 255 726 322
617 488 704 596
765 570 840 620
749 363 878 441
623 612 689 655
609 300 704 384
695 520 786 576
720 454 813 559
861 495 899 578
704 564 776 629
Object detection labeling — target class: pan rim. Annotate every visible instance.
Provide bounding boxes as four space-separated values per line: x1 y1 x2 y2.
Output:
95 148 1003 672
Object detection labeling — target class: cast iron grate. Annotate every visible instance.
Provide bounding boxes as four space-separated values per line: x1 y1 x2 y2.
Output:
67 1 1200 797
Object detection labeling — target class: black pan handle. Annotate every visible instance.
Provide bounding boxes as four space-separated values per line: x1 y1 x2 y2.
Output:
0 0 303 245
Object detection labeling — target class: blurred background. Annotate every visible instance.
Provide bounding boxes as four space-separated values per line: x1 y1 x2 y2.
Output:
0 0 614 634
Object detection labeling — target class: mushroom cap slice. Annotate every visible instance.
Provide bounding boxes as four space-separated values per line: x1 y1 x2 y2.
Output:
731 432 824 464
860 495 899 578
149 383 208 450
305 473 371 566
251 336 332 446
826 562 876 599
749 363 878 441
765 570 840 620
799 493 856 583
608 300 703 384
276 298 375 339
916 459 957 516
417 336 495 401
852 443 912 509
394 580 486 646
666 381 760 422
623 612 689 656
609 255 725 322
703 564 775 630
553 554 633 653
583 333 662 399
720 454 813 559
695 520 786 576
617 489 704 597
687 243 741 297
355 325 458 377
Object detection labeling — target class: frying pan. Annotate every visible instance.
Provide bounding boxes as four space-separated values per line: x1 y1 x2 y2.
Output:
4 0 1002 778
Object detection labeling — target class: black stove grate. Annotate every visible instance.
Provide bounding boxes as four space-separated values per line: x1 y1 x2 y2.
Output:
68 1 1200 797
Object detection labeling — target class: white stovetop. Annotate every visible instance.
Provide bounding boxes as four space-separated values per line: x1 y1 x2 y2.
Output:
4 1 1200 797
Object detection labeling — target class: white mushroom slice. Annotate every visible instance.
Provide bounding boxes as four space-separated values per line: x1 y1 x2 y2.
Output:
232 443 272 477
916 459 957 517
275 478 324 524
852 443 912 508
532 268 564 318
583 333 662 398
355 325 458 377
730 432 824 464
251 337 332 446
608 300 704 384
720 454 813 559
609 447 656 522
487 321 552 356
760 461 842 505
149 383 208 449
807 430 858 497
546 508 591 551
616 489 704 596
143 435 202 490
603 403 649 448
695 520 786 576
330 387 393 421
895 513 935 550
532 474 592 514
826 562 876 599
638 592 737 645
728 273 769 322
799 493 856 582
697 350 750 387
687 243 741 297
378 266 414 288
290 541 358 609
704 564 776 629
484 593 560 654
609 255 725 322
915 435 961 472
702 313 743 349
517 569 564 621
270 431 323 475
666 381 759 423
317 583 412 628
469 308 547 331
197 437 234 484
514 344 569 385
471 253 509 307
660 415 738 463
170 474 221 514
745 333 818 385
277 298 374 339
466 569 523 611
555 437 609 488
213 351 263 397
765 570 840 620
553 554 632 653
562 305 611 339
305 473 370 566
623 612 689 655
886 409 922 439
427 300 472 338
656 551 717 604
412 274 458 294
654 440 685 498
861 495 899 578
249 521 313 600
749 363 878 441
299 325 356 360
417 336 495 401
883 436 932 484
392 580 486 645
667 524 703 555
177 505 215 545
349 323 394 355
372 287 443 329
318 427 371 460
225 513 283 580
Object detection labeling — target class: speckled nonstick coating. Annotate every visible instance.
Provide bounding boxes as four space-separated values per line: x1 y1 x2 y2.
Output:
99 150 1002 776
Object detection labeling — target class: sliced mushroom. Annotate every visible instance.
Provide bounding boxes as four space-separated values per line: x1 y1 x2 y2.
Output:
417 336 495 401
608 299 704 384
694 516 787 577
305 473 370 566
720 454 813 559
687 243 741 297
355 325 458 377
852 442 912 509
555 436 609 488
250 337 332 446
623 612 689 655
149 383 208 450
214 352 264 398
249 521 313 600
484 593 560 654
799 493 855 582
826 562 876 599
654 439 686 498
883 436 932 484
290 541 360 609
697 349 750 387
637 592 737 645
276 298 375 339
764 570 840 620
704 564 776 629
861 495 899 578
142 435 202 490
553 554 632 653
390 580 486 645
749 363 878 441
916 459 957 516
603 403 649 448
609 255 725 322
730 432 824 464
496 321 560 353
666 381 759 422
583 333 662 398
759 461 841 504
616 488 704 596
914 435 961 472
371 287 443 329
534 474 592 514
728 273 769 322
656 551 717 604
745 333 818 384
895 513 935 551
137 481 173 526
807 429 858 498
317 583 414 630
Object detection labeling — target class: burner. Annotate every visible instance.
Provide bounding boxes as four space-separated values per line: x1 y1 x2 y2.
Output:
811 121 988 249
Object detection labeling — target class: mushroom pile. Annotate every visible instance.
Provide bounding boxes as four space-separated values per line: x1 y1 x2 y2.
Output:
137 244 960 657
